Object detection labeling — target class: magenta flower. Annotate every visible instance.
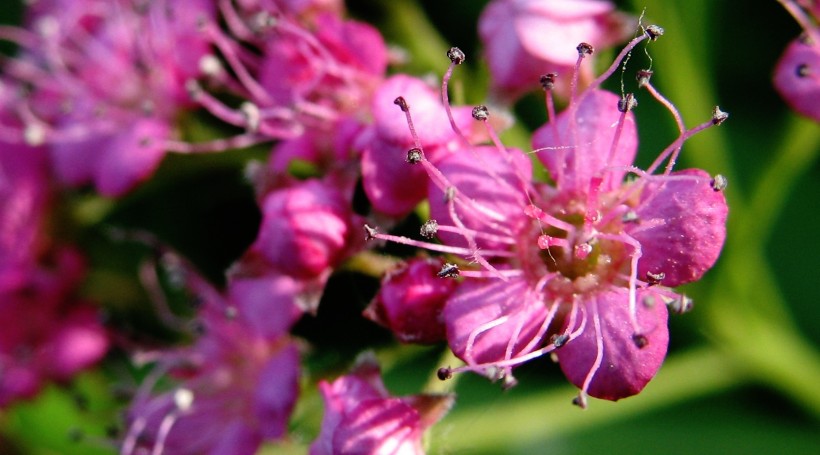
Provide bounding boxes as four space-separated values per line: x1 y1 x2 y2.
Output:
364 257 457 344
122 269 300 455
194 6 388 145
310 354 454 455
369 31 728 405
478 0 634 100
773 0 820 121
0 138 108 407
0 0 216 196
0 247 109 407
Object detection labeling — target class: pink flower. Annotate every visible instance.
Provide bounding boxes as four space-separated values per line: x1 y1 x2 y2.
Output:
478 0 634 100
0 138 108 407
0 0 215 196
773 1 820 121
369 30 728 405
364 257 457 344
247 177 361 276
310 354 454 455
0 247 109 407
195 7 388 144
122 269 300 455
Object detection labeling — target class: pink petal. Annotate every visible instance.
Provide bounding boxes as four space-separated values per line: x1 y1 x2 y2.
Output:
254 343 301 439
332 398 423 455
445 278 548 367
629 169 728 287
557 288 669 401
532 89 637 195
427 145 531 251
95 118 170 196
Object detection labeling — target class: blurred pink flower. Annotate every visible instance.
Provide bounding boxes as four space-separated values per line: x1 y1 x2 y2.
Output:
478 0 634 100
773 1 820 121
310 354 453 455
0 0 215 196
122 268 300 455
0 137 108 407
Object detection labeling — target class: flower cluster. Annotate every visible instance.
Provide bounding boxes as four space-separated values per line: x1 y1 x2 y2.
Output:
0 0 737 453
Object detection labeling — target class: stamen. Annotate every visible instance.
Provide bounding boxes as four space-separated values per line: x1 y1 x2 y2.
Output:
442 47 469 143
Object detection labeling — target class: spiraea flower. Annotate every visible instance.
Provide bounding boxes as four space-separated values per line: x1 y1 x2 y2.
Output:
0 135 108 407
191 2 388 146
367 28 728 406
310 353 454 455
122 260 301 455
0 0 216 196
773 0 820 121
478 0 635 100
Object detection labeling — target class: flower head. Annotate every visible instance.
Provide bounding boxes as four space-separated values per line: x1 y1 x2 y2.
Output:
368 28 728 405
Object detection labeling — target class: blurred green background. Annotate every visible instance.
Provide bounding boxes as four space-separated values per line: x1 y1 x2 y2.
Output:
1 0 819 454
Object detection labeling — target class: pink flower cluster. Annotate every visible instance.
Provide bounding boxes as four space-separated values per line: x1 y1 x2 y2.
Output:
0 0 735 452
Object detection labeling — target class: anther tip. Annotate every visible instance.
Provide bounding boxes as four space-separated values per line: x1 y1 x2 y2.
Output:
393 96 409 112
471 105 490 121
363 224 378 241
406 147 422 164
645 25 665 40
712 106 729 125
540 72 558 91
447 47 466 65
576 42 594 57
437 367 453 381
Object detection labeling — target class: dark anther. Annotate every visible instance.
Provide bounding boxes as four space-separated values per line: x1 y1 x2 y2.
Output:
551 333 569 348
444 186 456 202
577 42 594 57
646 271 665 286
710 174 728 191
632 333 649 349
668 295 694 314
622 210 639 223
712 106 729 125
406 147 422 164
437 262 460 278
571 395 586 408
540 72 558 91
618 93 638 112
447 47 466 65
502 375 519 390
437 367 453 380
393 96 409 112
363 224 379 241
645 25 665 41
636 69 653 88
796 63 811 78
472 105 490 121
420 220 439 238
